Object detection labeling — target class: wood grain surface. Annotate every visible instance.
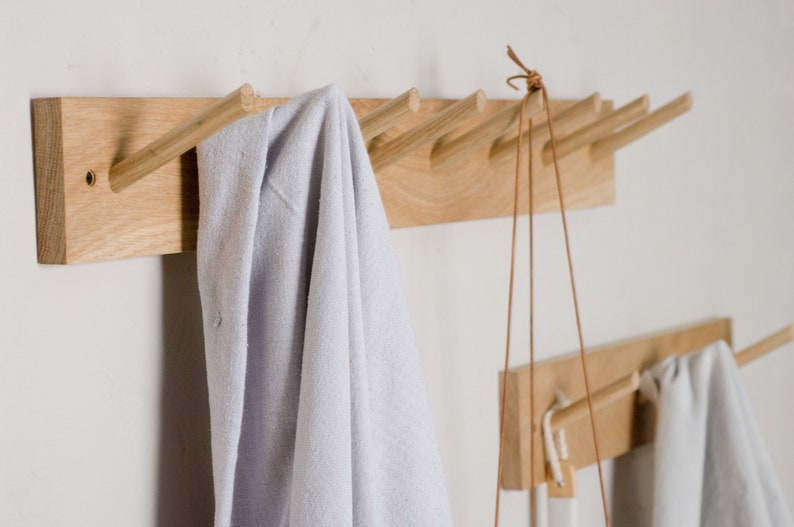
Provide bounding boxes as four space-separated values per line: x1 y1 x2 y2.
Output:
32 95 615 264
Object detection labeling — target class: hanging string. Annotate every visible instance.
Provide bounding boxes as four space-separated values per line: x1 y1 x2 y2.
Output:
527 94 537 527
493 45 612 527
493 56 531 527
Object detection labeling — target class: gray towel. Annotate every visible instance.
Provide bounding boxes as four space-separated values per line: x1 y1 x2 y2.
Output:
639 340 792 527
196 85 452 527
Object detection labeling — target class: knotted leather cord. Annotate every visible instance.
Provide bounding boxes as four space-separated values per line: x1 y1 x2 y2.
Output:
494 46 611 527
493 63 533 527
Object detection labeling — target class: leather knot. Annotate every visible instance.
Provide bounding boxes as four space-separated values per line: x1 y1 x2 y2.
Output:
506 45 544 94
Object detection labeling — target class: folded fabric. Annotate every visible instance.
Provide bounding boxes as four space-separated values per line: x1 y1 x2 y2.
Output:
639 340 792 527
196 85 453 527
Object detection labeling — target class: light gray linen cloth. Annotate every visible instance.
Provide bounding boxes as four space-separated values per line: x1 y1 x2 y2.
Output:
639 340 792 527
196 85 452 527
535 488 577 527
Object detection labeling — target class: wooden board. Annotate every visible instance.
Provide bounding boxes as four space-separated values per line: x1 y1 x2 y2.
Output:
32 96 614 264
500 318 733 490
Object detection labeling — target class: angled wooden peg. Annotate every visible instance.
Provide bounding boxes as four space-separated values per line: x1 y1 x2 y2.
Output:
489 93 602 166
541 95 649 165
368 90 487 172
735 325 794 367
548 324 792 434
359 87 421 142
430 90 543 171
590 92 693 159
109 84 261 193
549 371 640 433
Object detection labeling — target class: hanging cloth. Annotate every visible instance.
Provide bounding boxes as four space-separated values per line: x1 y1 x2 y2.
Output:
639 340 793 527
196 85 453 527
536 483 578 527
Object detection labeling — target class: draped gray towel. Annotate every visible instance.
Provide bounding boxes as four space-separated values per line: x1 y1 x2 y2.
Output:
639 340 792 527
196 85 453 527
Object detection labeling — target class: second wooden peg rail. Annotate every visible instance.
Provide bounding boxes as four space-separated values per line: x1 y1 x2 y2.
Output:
31 84 691 264
500 318 793 490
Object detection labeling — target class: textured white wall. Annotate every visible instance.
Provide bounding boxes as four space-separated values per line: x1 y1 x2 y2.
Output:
2 1 793 525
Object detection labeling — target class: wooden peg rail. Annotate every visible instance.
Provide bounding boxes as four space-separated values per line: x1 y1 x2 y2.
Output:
31 84 691 264
500 318 794 490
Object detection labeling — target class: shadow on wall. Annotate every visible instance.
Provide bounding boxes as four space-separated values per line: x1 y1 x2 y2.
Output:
157 253 214 526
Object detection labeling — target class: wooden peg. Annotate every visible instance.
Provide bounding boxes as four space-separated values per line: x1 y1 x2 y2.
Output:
489 93 602 166
359 88 421 142
430 90 543 171
369 90 487 172
548 324 792 434
549 371 640 433
108 84 261 193
735 325 794 367
590 92 693 159
541 95 649 165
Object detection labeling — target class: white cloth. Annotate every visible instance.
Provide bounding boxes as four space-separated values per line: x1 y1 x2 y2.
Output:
639 340 792 527
535 486 577 527
548 497 578 527
196 85 452 527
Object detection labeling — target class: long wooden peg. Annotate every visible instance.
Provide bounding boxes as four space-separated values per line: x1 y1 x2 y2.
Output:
549 324 793 433
359 88 421 142
109 84 260 193
489 93 602 166
541 95 649 165
590 92 693 159
368 90 487 172
735 325 794 367
430 90 543 171
549 371 640 433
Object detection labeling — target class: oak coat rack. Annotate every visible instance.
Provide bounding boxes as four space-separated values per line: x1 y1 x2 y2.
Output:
499 318 794 490
31 83 691 264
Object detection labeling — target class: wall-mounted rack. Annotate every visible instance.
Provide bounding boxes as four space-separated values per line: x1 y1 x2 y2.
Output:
31 84 691 264
499 318 794 490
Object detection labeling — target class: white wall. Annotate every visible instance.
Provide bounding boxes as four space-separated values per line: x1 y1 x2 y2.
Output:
2 0 793 525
